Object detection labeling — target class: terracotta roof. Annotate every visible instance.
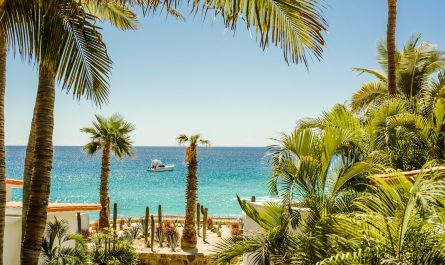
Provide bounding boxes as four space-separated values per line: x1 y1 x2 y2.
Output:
374 166 445 180
6 178 23 186
6 201 101 212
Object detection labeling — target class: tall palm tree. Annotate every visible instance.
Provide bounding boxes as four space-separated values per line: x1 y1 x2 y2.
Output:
21 3 114 263
0 1 37 262
387 0 397 95
177 134 210 249
81 114 135 229
21 0 139 241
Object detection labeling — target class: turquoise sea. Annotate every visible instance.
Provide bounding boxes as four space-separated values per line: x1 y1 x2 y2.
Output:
6 146 272 219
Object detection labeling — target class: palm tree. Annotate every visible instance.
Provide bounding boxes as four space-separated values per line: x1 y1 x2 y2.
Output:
0 1 38 262
387 0 397 95
41 217 88 265
351 36 445 112
21 3 115 263
177 134 211 249
213 106 383 264
350 37 445 170
21 0 139 236
81 114 135 229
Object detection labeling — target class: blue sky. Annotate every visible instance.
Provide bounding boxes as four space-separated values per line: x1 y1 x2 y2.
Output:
5 1 445 146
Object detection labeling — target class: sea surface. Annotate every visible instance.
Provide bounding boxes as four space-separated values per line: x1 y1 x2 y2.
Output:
6 146 272 219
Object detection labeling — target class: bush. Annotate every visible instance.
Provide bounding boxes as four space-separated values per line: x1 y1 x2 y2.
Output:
41 217 88 265
230 223 241 236
163 221 179 251
207 217 214 228
90 231 139 265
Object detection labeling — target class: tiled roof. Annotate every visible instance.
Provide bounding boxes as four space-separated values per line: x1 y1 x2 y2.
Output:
6 178 23 186
6 201 101 212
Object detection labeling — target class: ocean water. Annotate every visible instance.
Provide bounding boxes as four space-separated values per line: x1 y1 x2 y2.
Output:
6 146 272 219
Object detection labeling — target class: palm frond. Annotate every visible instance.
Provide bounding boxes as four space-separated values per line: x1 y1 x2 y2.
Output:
39 1 112 105
83 0 140 30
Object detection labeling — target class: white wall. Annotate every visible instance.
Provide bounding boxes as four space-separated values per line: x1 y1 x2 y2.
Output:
3 211 91 265
4 216 21 265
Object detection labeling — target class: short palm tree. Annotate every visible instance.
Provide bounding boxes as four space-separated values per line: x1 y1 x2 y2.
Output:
81 114 135 229
41 217 87 265
177 134 210 249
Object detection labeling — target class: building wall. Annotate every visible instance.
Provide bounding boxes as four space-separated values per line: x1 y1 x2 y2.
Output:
3 211 88 265
4 216 21 265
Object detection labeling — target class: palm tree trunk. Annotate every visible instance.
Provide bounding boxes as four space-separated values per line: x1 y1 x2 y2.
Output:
21 64 55 265
98 142 111 230
21 105 37 242
0 27 7 265
387 0 397 95
181 144 198 249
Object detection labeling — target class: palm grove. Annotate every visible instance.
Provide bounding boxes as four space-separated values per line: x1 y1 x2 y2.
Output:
0 0 329 264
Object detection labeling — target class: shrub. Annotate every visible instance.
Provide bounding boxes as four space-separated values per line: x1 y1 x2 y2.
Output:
207 217 214 228
90 231 138 265
230 223 241 236
119 218 125 230
163 221 179 252
41 217 88 265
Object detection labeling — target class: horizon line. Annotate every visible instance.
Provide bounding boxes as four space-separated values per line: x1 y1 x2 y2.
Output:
6 145 268 148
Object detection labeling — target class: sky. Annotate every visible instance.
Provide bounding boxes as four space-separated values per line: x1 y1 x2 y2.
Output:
5 1 445 147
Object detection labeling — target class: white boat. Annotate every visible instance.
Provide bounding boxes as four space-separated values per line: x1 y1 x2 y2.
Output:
148 159 175 172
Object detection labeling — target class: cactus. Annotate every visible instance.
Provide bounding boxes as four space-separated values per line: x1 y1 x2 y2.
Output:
144 207 149 245
156 225 164 247
164 222 179 252
113 203 117 231
217 222 222 237
168 234 178 252
196 203 200 236
150 215 155 251
77 212 81 234
202 208 208 242
158 205 162 228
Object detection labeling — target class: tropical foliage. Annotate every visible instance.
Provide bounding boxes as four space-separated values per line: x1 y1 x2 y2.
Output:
89 230 139 265
212 37 445 264
40 218 139 265
351 36 445 170
40 218 88 265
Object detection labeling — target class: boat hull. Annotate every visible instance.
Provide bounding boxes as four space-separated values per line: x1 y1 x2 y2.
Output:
148 165 175 172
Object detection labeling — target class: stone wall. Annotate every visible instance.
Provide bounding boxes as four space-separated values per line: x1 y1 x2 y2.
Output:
138 252 241 265
138 252 215 265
